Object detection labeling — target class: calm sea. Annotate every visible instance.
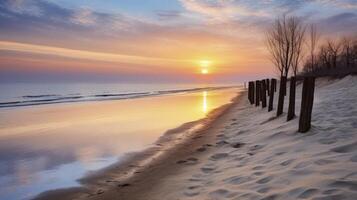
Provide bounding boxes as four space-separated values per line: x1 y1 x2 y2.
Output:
0 83 237 108
0 83 242 200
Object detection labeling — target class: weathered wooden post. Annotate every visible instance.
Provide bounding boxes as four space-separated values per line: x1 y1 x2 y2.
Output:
287 77 297 121
277 76 287 116
268 79 276 112
250 81 255 105
248 82 251 103
255 80 260 107
261 79 267 108
248 81 255 105
299 77 315 133
266 78 270 96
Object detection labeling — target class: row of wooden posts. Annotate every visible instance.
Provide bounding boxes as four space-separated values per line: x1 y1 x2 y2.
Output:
247 77 316 133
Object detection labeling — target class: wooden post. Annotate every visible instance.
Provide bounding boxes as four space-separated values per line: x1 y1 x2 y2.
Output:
287 77 296 121
299 77 316 133
255 80 260 106
277 76 287 116
268 78 276 112
266 78 270 96
248 82 251 103
250 81 255 104
248 81 255 105
261 79 267 108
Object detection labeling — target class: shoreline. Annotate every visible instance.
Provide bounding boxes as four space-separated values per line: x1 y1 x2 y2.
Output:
33 90 244 200
34 76 357 200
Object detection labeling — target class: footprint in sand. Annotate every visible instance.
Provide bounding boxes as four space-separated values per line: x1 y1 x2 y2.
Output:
275 151 286 156
183 185 201 197
311 194 348 200
208 189 232 199
250 144 265 151
260 194 280 200
231 142 245 148
196 147 207 152
216 140 229 147
257 187 270 194
224 175 253 185
176 157 199 165
328 180 357 191
288 187 306 196
322 189 340 195
252 165 265 170
331 142 357 153
253 171 265 176
256 176 273 184
235 130 246 135
280 159 295 166
210 153 229 161
216 134 226 138
297 188 319 199
183 190 200 197
188 177 203 182
201 165 217 173
313 159 337 166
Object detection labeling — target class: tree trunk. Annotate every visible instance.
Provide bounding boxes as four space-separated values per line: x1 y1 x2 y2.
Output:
277 76 286 116
287 76 296 121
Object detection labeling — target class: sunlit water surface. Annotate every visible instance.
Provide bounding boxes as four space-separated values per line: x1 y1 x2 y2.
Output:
0 88 241 200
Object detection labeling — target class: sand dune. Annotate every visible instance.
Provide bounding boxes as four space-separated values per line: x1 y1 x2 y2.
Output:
128 76 357 200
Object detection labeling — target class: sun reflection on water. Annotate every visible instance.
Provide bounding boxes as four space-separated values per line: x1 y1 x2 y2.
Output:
202 91 208 113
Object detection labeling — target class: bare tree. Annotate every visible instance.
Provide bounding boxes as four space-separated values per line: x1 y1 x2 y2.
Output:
265 15 305 117
307 24 319 72
302 34 357 76
327 39 341 69
341 37 352 68
266 19 284 77
287 18 306 121
291 22 306 76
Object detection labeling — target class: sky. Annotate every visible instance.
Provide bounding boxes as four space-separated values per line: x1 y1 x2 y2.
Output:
0 0 356 83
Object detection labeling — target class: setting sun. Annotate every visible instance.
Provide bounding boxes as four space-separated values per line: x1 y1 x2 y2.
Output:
201 68 208 74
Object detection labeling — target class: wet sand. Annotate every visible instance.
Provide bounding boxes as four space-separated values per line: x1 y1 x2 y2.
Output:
34 92 243 200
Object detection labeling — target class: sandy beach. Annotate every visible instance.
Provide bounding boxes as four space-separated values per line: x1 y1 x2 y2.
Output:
35 76 357 200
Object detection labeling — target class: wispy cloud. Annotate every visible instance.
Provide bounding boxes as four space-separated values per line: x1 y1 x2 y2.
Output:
0 0 356 82
178 0 270 22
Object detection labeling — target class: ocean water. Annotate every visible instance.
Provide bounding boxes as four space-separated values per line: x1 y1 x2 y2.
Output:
0 83 237 108
0 83 242 200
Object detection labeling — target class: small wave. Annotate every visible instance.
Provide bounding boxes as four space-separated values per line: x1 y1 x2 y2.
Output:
93 92 150 97
23 94 60 98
